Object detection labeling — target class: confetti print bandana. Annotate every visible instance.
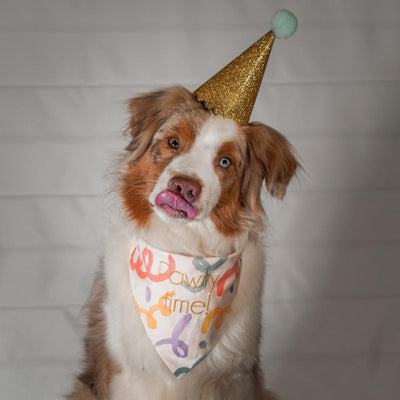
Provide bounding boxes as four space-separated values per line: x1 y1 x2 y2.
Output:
129 237 243 378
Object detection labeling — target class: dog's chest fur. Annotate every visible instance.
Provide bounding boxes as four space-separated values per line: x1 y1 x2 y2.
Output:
103 218 266 399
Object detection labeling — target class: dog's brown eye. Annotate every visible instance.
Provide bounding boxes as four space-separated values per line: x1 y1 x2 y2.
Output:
218 157 232 169
168 137 180 149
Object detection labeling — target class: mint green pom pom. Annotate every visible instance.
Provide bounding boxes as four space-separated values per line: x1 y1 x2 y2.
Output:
271 9 297 39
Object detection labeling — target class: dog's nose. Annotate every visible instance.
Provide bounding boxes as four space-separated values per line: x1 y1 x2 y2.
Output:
168 176 202 204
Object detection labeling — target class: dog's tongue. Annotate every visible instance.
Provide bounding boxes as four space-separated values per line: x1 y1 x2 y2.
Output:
155 191 197 220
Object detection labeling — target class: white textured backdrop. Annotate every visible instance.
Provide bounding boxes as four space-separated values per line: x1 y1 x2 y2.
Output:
0 1 399 399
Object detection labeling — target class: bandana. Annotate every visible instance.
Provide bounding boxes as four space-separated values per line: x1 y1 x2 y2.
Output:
129 236 243 378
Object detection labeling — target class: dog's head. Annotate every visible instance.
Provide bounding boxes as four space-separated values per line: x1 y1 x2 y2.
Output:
120 87 298 237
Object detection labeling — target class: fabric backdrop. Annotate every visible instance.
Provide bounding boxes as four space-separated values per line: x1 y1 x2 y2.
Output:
0 1 399 399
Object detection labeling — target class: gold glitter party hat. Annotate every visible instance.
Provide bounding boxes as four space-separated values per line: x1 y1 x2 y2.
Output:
194 9 297 126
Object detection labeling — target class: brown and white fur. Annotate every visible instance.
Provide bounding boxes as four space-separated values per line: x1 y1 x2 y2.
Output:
68 87 299 400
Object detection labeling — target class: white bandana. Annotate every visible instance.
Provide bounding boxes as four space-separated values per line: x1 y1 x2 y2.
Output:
129 237 242 378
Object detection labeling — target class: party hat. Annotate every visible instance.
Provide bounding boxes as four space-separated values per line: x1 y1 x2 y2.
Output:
194 9 297 125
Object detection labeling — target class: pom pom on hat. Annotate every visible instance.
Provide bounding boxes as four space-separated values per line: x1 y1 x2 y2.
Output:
271 9 298 39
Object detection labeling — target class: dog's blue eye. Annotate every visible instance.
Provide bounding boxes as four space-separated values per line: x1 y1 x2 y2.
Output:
168 137 180 149
218 157 232 168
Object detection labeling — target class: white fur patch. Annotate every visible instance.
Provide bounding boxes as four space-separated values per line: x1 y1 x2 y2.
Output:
104 214 265 400
149 115 239 223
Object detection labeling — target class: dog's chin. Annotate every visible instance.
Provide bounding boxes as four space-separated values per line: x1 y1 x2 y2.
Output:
152 205 196 225
151 201 195 226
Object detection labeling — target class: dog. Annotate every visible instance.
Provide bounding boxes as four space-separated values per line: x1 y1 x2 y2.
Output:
68 86 299 400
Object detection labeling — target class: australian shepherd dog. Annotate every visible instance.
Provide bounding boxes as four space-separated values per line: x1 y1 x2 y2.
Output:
68 86 299 400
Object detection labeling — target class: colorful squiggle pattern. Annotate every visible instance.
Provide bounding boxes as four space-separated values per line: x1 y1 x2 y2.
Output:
182 257 227 293
129 237 243 378
130 246 176 282
201 305 231 334
173 354 207 378
155 314 192 358
135 291 175 329
216 257 241 296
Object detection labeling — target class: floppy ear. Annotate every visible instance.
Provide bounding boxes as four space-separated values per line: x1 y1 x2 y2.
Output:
125 86 196 160
244 122 299 202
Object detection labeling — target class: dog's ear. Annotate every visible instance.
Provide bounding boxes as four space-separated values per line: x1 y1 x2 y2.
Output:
242 122 299 212
125 86 195 160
